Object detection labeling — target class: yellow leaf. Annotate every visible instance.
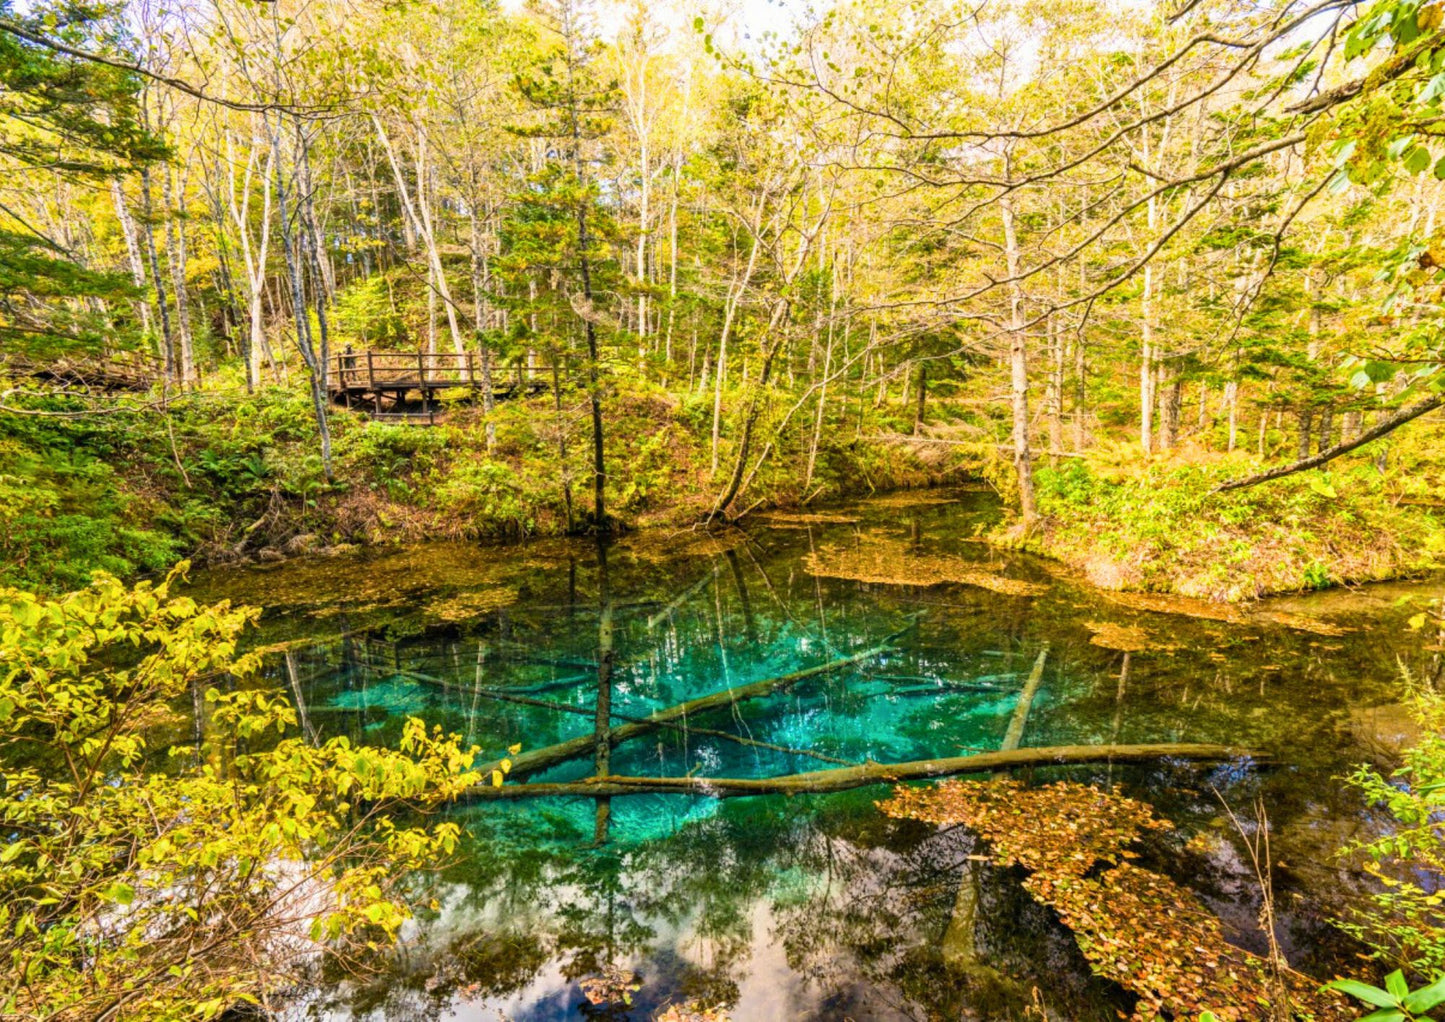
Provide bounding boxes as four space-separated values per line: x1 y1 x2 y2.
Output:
490 770 503 788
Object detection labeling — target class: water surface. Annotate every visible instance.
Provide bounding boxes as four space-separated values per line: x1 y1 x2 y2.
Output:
186 489 1442 1021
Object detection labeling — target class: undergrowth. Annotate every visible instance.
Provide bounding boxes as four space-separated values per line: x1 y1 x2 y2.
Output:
999 438 1445 600
0 377 965 591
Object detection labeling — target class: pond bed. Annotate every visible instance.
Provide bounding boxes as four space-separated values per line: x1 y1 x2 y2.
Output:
184 487 1440 1020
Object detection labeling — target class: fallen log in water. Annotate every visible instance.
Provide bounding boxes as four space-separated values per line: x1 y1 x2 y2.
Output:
466 742 1263 800
394 668 856 766
474 631 908 780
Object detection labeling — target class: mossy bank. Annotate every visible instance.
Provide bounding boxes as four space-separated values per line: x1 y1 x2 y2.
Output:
991 437 1445 602
0 380 965 592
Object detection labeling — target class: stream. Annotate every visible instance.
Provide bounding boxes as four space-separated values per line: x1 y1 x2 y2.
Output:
184 487 1441 1021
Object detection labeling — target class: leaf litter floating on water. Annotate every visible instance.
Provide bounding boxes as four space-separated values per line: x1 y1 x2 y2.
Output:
1099 590 1353 635
1097 589 1247 623
803 537 1048 596
655 1002 731 1021
756 511 860 525
879 780 1352 1021
857 492 962 509
424 586 519 622
1083 620 1178 652
1250 609 1354 637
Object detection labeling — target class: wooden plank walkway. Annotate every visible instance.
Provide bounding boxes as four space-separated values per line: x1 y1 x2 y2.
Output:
327 351 558 421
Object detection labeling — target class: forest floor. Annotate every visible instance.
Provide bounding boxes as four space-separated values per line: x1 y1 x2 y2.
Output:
0 379 966 592
1000 431 1445 601
7 377 1445 602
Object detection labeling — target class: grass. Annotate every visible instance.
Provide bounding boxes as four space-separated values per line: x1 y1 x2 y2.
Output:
997 437 1445 601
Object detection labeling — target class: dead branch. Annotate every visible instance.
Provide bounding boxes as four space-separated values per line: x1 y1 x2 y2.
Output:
1215 393 1445 492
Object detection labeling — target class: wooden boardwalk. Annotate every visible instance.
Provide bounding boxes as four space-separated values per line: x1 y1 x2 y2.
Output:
327 351 557 422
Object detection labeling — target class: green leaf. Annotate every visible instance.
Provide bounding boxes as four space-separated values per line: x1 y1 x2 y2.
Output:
1403 975 1445 1012
104 882 135 906
1308 476 1338 499
1357 1010 1406 1022
1406 145 1433 174
1385 969 1409 998
1323 978 1401 1008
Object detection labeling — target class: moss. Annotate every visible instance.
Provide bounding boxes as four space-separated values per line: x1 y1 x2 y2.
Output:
995 449 1445 601
0 378 966 591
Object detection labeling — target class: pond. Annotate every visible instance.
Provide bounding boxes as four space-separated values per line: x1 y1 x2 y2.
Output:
185 488 1442 1021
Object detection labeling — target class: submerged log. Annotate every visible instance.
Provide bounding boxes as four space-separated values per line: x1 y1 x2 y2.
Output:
467 742 1262 800
396 667 855 767
646 565 719 629
474 632 906 781
994 645 1049 782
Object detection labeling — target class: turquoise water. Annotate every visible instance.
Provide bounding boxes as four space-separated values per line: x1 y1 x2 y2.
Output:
187 489 1440 1020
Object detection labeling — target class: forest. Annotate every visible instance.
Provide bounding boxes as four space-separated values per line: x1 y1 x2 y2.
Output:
8 0 1445 1016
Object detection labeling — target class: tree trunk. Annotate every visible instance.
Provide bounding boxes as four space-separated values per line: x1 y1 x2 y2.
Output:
110 180 153 338
1001 194 1037 523
267 109 332 481
711 217 763 475
1225 381 1239 452
162 164 196 388
1158 370 1181 451
469 207 497 450
913 360 927 436
709 298 790 519
138 166 175 380
1048 318 1064 459
1073 325 1087 452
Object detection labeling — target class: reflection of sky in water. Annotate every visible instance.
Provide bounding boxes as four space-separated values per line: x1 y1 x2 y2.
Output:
185 490 1445 1020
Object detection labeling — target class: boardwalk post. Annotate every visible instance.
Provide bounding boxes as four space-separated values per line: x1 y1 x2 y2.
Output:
368 352 379 416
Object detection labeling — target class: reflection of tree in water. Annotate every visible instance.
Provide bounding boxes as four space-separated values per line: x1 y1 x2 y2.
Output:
315 790 1146 1019
253 500 1443 1019
309 774 1382 1020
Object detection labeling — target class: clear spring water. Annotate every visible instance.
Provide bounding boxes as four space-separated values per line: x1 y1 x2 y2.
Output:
185 489 1443 1021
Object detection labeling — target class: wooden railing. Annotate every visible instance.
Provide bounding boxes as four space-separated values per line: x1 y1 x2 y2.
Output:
326 351 559 392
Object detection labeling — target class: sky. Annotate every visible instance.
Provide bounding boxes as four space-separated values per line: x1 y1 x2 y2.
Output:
498 0 813 52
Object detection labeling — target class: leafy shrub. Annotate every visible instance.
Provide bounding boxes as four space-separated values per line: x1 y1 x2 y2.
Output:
1339 683 1445 973
0 566 494 1019
433 460 536 535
